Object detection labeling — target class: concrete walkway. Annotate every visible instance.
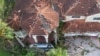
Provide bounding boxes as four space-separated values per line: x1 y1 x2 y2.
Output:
65 37 100 56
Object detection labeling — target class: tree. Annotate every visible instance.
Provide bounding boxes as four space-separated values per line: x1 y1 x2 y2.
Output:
0 0 15 19
0 19 14 39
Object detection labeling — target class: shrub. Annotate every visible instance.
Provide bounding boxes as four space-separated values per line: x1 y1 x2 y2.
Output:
0 0 15 19
0 19 14 39
46 47 69 56
25 50 35 56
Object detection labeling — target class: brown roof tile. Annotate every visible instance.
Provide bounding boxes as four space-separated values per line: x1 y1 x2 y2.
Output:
21 16 47 35
8 0 59 35
87 2 100 15
54 0 100 16
63 20 100 33
65 0 97 16
53 0 76 15
7 14 21 31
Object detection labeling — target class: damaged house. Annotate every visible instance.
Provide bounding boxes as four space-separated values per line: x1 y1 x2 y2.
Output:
60 0 100 37
8 0 59 48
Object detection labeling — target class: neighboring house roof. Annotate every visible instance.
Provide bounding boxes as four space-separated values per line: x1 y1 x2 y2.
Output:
61 0 100 35
88 2 100 15
54 0 100 16
63 20 100 33
65 0 96 16
8 0 59 35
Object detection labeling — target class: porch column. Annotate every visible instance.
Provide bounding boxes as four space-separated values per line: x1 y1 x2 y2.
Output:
54 29 58 45
44 35 49 43
32 35 38 43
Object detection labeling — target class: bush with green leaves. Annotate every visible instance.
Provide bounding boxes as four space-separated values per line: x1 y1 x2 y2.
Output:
25 47 45 56
25 50 35 56
0 19 14 39
0 19 14 56
0 0 15 19
46 47 69 56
